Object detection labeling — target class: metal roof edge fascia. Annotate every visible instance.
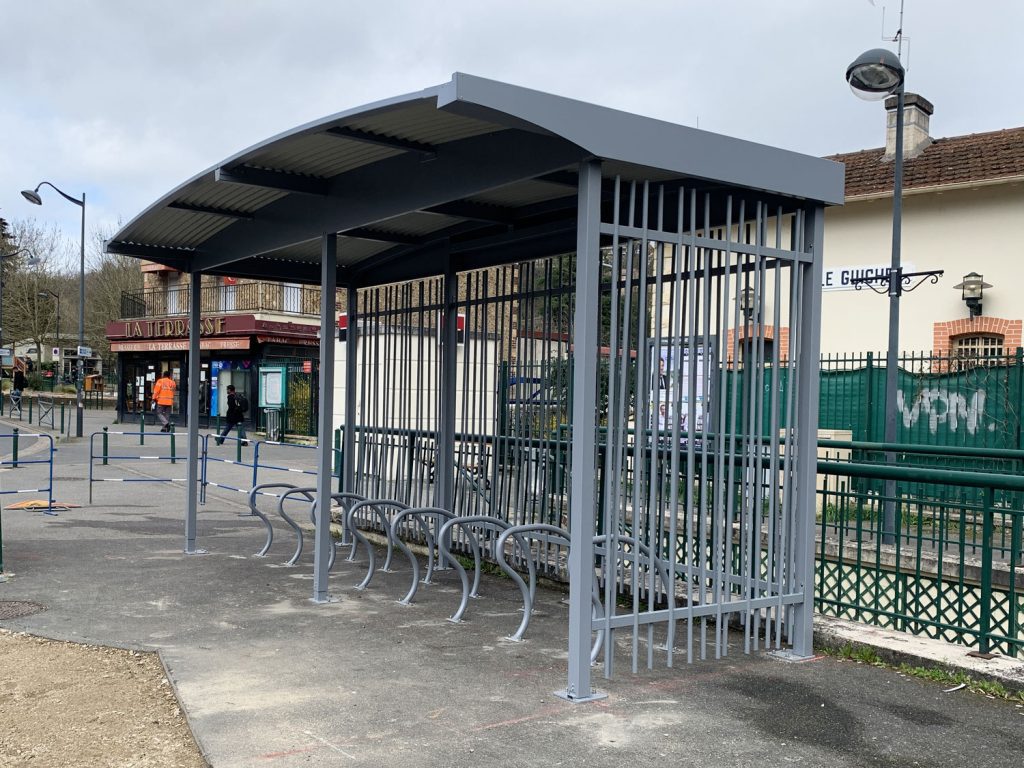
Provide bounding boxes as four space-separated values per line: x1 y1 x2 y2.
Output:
108 82 452 252
438 72 845 207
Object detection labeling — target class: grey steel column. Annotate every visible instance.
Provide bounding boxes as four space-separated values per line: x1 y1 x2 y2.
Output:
436 254 456 510
791 205 825 658
881 86 905 545
76 193 85 438
558 159 605 702
313 233 338 602
184 270 203 554
343 285 358 491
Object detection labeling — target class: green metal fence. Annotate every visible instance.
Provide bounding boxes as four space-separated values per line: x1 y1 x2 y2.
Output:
816 456 1023 658
819 349 1024 450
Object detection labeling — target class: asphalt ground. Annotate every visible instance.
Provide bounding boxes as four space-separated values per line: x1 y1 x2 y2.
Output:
1 411 1022 767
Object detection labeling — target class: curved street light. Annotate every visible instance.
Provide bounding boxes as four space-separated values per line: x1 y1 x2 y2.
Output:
846 48 905 100
21 181 86 437
845 47 907 546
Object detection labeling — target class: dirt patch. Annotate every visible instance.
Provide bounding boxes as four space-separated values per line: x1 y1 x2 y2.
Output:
0 629 205 767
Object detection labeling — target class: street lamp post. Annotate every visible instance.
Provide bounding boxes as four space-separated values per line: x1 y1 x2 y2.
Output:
845 49 943 544
39 289 60 387
21 182 86 437
846 49 906 544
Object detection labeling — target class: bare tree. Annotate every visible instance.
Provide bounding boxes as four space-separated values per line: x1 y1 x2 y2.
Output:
3 219 71 364
84 247 144 357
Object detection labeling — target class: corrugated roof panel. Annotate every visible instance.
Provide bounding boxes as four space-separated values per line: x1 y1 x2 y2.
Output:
177 183 286 214
259 236 391 268
465 179 574 208
245 134 403 177
599 161 683 183
108 74 843 280
343 100 504 146
122 208 234 249
337 238 391 264
356 210 464 238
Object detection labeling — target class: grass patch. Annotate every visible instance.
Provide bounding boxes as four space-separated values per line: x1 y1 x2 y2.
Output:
821 643 1024 704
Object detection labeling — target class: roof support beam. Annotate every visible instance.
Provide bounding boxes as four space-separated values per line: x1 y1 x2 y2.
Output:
422 200 517 225
168 202 255 220
342 227 427 246
349 216 576 286
537 170 579 187
204 259 325 285
325 126 437 159
104 240 194 269
214 167 330 196
190 130 585 273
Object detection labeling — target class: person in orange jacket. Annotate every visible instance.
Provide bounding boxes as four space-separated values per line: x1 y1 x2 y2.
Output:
151 370 177 432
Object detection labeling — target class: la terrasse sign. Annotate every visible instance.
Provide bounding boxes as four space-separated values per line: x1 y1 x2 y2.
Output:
822 262 915 292
121 316 227 338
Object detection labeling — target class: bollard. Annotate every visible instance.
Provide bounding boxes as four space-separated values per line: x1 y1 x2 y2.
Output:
102 426 109 466
140 410 145 446
60 401 66 434
12 427 18 469
170 425 176 465
28 397 33 424
236 432 243 463
334 428 342 475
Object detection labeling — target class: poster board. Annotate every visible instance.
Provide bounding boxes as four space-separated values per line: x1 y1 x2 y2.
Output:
649 337 715 444
259 366 287 408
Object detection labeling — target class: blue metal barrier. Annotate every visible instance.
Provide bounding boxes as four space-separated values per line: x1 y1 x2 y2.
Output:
0 430 56 511
88 429 190 503
249 440 342 489
201 433 258 503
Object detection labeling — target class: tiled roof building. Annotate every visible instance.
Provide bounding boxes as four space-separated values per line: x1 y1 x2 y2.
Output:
830 125 1024 198
818 92 1024 357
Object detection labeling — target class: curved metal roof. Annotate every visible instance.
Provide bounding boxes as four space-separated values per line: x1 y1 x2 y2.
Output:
107 73 844 287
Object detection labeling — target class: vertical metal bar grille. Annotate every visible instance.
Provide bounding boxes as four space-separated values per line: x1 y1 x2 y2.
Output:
589 179 821 674
339 178 823 678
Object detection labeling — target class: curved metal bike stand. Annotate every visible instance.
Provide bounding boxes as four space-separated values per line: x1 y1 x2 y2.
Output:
437 515 513 623
329 492 367 547
495 524 606 661
390 507 457 605
344 499 408 589
300 493 356 573
247 482 303 557
276 486 317 566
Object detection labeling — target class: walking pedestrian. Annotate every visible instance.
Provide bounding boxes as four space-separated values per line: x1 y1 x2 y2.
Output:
151 369 177 432
214 384 248 445
12 368 26 398
10 368 27 413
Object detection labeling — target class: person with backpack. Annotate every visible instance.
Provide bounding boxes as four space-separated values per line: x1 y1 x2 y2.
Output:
214 384 248 445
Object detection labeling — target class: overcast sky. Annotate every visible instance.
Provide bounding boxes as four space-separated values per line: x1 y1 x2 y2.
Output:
2 0 1021 259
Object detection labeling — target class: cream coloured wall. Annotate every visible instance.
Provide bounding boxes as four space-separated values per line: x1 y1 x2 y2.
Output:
820 182 1024 354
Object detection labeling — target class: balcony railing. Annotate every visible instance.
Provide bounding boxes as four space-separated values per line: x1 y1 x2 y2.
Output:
120 282 321 319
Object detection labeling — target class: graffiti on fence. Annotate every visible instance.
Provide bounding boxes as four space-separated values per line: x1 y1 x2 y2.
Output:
896 388 995 435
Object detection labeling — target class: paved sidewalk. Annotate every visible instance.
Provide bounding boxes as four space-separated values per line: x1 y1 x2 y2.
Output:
1 425 1023 767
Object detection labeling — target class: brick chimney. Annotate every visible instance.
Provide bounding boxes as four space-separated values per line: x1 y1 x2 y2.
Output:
883 93 934 159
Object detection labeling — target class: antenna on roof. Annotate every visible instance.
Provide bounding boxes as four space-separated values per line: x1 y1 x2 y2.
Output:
881 0 911 71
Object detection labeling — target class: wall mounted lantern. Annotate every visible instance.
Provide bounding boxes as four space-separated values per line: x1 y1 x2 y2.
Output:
738 286 755 322
953 272 991 318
